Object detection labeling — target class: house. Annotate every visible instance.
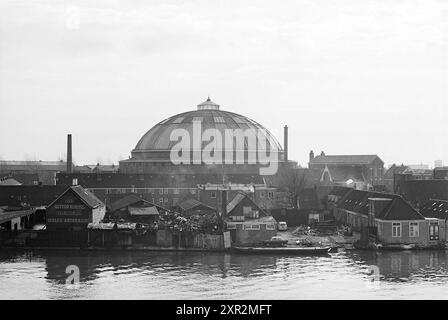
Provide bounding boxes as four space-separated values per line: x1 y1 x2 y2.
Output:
333 188 446 248
107 194 165 223
225 192 277 245
46 186 105 247
370 197 440 247
308 152 385 190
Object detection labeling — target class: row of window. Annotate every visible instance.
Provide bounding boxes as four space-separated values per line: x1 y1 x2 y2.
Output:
226 223 276 230
391 222 439 240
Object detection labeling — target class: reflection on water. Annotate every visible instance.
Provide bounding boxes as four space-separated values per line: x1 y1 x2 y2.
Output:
1 249 448 299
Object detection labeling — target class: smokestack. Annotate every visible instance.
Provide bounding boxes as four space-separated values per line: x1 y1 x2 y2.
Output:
283 125 288 161
221 190 227 217
67 134 73 173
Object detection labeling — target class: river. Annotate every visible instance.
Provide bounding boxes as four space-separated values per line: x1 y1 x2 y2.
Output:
1 249 448 299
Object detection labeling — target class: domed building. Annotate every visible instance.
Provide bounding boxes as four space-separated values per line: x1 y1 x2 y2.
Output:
119 98 289 178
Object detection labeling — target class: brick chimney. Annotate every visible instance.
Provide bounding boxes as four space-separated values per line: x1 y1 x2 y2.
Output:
67 134 73 173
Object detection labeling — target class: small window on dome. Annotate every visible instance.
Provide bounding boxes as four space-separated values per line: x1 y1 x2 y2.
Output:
233 117 247 124
214 116 225 123
172 117 185 124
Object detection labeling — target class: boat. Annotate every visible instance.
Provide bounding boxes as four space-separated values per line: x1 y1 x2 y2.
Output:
232 245 332 255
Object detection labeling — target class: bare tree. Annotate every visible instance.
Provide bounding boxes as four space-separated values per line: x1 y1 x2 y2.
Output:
276 166 311 209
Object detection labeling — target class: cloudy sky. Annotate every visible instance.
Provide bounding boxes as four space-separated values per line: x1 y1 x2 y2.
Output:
0 0 447 167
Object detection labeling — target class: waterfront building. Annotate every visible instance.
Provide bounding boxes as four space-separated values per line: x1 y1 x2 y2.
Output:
106 194 165 223
333 188 446 248
46 185 105 247
225 192 277 245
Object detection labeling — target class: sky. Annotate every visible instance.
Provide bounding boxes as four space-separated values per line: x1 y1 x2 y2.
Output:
0 0 447 168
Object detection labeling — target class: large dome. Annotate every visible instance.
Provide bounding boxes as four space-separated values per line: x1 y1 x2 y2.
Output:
133 98 283 154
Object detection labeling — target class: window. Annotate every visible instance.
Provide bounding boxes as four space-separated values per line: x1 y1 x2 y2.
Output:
430 222 439 240
409 222 419 237
392 222 401 237
159 189 163 195
172 117 184 124
164 189 168 194
266 224 276 230
159 198 164 203
214 116 225 123
164 198 169 203
226 223 239 230
173 189 180 195
260 191 265 198
268 191 274 199
244 224 260 230
211 191 217 198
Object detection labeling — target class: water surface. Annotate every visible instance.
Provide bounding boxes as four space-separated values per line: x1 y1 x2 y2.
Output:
1 249 447 299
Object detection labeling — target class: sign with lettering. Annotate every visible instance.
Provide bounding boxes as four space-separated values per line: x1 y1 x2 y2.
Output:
223 231 231 249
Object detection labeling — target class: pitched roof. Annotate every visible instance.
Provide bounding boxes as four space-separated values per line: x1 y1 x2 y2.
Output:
337 188 424 220
0 207 35 224
177 197 215 212
226 192 266 216
337 189 395 216
108 194 165 212
226 192 246 214
328 186 353 197
128 206 160 216
310 155 382 165
48 186 104 209
419 199 448 219
376 197 424 220
71 186 104 209
0 178 21 186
